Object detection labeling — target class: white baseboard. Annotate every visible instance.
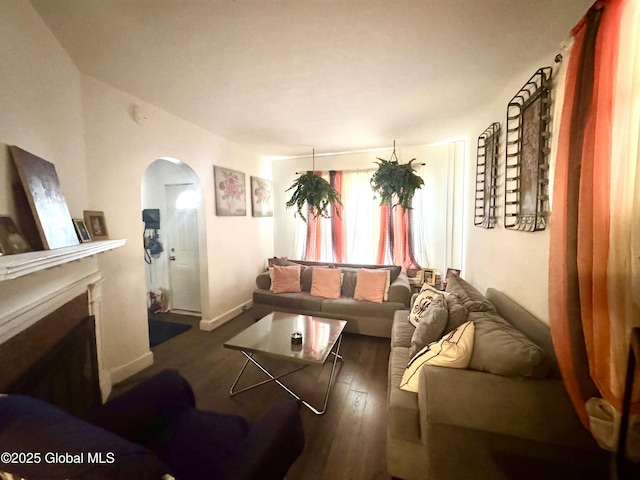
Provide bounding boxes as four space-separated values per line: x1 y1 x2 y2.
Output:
199 300 253 332
109 351 154 385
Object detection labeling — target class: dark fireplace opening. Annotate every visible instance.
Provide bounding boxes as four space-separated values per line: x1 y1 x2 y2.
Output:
0 293 101 417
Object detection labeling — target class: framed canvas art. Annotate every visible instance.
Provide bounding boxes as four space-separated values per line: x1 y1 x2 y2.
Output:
250 176 273 217
214 166 246 216
84 210 109 240
9 146 79 249
0 215 32 254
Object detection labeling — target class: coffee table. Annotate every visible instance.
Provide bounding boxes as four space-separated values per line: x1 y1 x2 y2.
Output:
224 311 346 415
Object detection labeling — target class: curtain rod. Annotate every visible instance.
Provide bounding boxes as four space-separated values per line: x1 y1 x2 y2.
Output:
295 164 426 175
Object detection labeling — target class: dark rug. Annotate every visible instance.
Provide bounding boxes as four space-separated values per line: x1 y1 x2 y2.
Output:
148 318 192 347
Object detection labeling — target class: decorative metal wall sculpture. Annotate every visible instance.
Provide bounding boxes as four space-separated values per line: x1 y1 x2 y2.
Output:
504 67 553 231
474 123 500 228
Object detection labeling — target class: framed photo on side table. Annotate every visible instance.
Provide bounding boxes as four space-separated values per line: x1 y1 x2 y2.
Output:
83 211 109 240
421 268 436 285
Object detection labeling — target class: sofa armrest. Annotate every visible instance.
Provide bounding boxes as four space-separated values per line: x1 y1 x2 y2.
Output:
388 273 411 307
419 366 598 450
83 369 195 444
256 271 271 290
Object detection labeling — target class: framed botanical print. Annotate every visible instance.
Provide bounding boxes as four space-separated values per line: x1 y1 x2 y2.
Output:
504 67 553 231
250 176 273 217
214 166 246 216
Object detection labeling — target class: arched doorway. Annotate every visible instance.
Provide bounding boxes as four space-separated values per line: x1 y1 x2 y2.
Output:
141 158 202 315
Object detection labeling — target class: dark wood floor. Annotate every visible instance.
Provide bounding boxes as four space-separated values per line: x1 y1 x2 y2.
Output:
114 309 392 479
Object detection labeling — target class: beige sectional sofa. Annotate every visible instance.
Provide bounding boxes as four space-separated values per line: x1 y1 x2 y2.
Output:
387 274 608 480
252 258 411 338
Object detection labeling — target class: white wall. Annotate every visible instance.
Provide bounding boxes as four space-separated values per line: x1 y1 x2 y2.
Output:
271 141 465 276
0 2 273 385
0 0 87 217
461 52 565 324
81 76 273 377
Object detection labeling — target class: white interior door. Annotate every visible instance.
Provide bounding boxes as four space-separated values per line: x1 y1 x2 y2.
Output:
166 184 201 313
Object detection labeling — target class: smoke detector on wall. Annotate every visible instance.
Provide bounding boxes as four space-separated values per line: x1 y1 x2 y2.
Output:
131 105 148 125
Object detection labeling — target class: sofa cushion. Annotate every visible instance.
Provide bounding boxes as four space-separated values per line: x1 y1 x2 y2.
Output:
388 346 421 443
252 290 324 312
409 295 448 358
340 268 358 297
270 265 302 294
310 267 342 298
409 284 443 327
443 294 470 333
469 313 549 378
445 274 496 313
400 321 475 393
354 268 389 303
321 297 402 319
391 310 414 348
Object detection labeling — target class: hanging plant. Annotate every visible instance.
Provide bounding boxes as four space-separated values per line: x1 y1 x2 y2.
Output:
370 144 424 210
286 171 342 223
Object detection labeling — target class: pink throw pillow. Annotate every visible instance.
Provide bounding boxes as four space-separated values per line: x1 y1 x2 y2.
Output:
271 265 302 293
354 268 388 303
310 267 342 298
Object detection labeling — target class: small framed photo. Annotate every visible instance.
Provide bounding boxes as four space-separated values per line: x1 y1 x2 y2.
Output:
0 215 31 254
446 268 461 280
73 218 92 243
83 210 109 240
422 268 436 285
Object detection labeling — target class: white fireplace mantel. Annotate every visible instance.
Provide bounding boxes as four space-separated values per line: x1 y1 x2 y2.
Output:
0 239 126 282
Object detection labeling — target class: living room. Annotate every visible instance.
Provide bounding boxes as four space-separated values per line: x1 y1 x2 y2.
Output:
1 0 638 478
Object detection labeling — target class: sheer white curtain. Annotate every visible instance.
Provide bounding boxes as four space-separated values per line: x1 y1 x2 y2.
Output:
411 164 434 268
341 170 380 263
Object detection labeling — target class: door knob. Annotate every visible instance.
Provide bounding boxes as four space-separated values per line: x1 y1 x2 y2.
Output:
169 255 176 261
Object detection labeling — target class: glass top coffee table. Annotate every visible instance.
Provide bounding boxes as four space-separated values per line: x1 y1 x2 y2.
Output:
224 311 346 415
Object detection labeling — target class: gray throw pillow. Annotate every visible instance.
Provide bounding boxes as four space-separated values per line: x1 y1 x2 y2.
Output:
340 268 358 297
409 295 449 358
469 316 549 378
444 294 469 333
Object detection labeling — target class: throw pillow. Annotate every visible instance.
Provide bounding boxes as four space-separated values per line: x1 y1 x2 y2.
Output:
409 284 444 327
400 321 475 393
469 316 549 378
409 294 449 358
340 268 358 298
354 268 389 303
270 265 302 294
443 294 469 333
310 267 342 298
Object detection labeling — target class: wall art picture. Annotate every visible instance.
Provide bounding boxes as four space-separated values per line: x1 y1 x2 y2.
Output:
214 166 246 216
73 218 92 242
0 215 32 254
504 67 553 231
474 123 500 229
83 210 109 240
9 146 79 250
250 176 273 217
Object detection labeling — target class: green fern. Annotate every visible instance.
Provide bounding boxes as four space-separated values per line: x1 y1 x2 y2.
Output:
370 158 424 210
286 172 342 223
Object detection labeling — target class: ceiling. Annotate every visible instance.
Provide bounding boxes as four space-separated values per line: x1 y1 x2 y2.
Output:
29 0 592 158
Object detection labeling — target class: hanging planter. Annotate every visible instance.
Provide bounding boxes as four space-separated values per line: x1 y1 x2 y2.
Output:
285 149 342 223
370 141 424 210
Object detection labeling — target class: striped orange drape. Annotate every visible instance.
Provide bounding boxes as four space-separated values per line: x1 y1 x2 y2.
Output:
303 171 324 261
376 201 420 269
549 0 638 432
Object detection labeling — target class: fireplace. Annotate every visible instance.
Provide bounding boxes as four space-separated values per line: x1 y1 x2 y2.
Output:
0 239 126 408
0 293 101 416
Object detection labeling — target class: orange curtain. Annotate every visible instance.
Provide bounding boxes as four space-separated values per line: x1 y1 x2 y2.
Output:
549 0 638 433
330 171 345 263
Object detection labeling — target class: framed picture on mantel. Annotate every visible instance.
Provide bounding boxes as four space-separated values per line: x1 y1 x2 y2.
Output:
83 210 109 240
